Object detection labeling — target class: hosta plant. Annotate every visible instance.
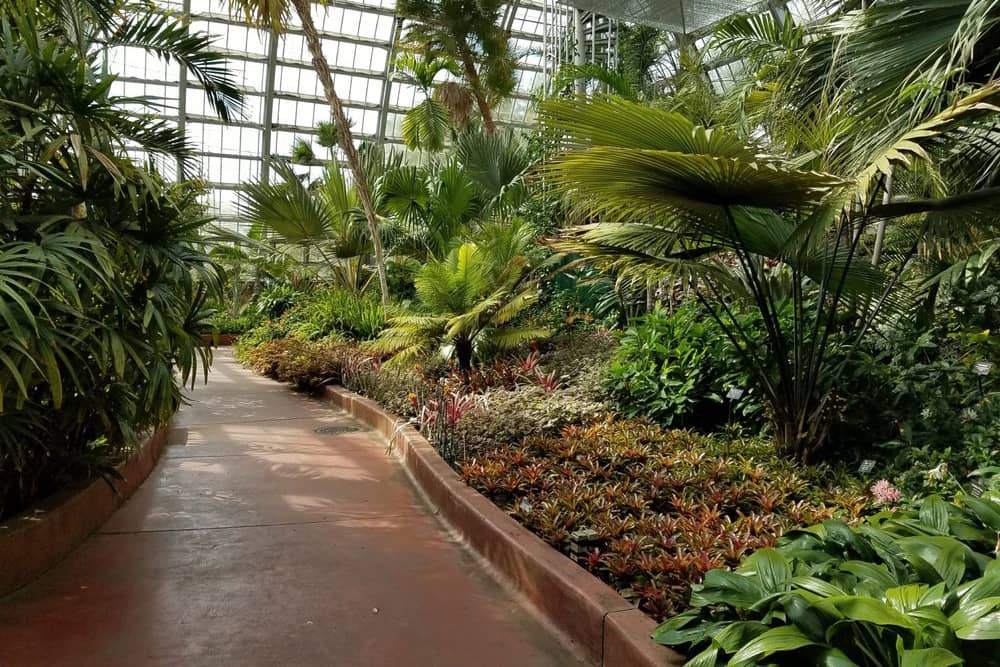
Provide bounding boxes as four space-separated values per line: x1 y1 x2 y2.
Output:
655 493 1000 666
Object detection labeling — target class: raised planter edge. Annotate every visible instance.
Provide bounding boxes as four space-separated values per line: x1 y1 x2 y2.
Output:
0 425 169 598
322 385 683 667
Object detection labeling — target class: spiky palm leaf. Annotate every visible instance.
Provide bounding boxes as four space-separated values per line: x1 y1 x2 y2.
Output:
371 239 546 369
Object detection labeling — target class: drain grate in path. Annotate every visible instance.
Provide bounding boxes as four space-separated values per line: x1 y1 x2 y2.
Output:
314 425 362 434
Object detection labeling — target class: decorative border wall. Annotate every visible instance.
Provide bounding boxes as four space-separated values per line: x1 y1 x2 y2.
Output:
0 427 169 598
323 386 684 667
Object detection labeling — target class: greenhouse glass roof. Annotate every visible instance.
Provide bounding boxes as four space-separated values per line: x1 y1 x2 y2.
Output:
108 1 835 231
565 0 764 33
109 0 551 230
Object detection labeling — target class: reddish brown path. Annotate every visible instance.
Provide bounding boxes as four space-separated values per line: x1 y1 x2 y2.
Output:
0 350 582 666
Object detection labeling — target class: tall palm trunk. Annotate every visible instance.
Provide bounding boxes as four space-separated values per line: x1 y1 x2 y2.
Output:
290 0 390 306
457 44 495 135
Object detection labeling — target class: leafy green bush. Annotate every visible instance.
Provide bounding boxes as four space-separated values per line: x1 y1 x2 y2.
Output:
286 289 384 341
837 321 1000 498
655 492 1000 666
254 283 304 319
462 419 867 620
235 318 292 353
606 304 761 429
208 311 261 335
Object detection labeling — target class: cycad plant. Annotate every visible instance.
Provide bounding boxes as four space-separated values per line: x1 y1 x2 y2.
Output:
541 93 1000 461
372 221 548 370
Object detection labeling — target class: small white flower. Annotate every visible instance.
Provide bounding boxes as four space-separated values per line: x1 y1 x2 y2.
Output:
518 500 533 513
961 407 978 423
927 463 949 481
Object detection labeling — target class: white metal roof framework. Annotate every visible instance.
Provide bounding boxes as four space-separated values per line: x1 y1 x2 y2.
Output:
109 0 837 230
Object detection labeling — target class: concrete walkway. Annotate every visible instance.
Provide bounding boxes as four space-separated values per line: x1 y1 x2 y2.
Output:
0 350 581 666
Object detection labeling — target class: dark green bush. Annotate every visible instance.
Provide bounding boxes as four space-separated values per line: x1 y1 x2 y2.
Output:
606 303 762 429
208 311 261 335
254 283 304 319
287 289 385 341
237 337 347 390
655 491 1000 666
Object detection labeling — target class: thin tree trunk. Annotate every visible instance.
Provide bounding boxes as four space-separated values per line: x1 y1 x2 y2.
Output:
455 336 474 371
458 45 496 134
291 0 390 306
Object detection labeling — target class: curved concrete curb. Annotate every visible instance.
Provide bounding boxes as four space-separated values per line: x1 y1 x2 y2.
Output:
0 426 169 598
323 386 683 667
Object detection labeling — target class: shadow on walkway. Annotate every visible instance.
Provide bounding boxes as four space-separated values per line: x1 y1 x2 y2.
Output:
0 350 583 666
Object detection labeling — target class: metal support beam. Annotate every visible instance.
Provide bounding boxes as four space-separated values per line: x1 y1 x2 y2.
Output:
377 15 404 145
260 26 280 185
574 7 585 94
177 0 191 180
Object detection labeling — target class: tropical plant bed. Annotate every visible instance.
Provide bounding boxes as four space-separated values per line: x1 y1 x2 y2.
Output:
459 419 869 621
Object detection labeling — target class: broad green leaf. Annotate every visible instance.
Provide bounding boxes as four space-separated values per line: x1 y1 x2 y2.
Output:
684 645 720 667
710 621 769 652
813 647 859 666
960 496 1000 531
885 584 927 613
954 610 1000 640
745 548 792 593
900 648 963 667
840 561 899 590
729 626 816 664
919 496 951 534
692 569 764 608
818 596 916 631
957 574 1000 604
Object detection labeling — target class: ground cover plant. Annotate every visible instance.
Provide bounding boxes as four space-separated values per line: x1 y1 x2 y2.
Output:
655 490 1000 666
461 419 868 620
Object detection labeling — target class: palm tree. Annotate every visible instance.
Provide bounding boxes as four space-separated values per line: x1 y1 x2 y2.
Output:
540 93 1000 460
233 161 376 292
371 221 547 370
378 129 532 260
395 51 460 152
227 0 391 306
397 0 515 135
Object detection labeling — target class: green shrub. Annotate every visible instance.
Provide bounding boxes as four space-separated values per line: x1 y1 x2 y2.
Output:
254 283 304 319
287 289 385 341
836 321 1000 498
208 311 261 335
239 337 347 390
461 419 867 620
606 304 762 429
235 318 292 353
655 491 1000 666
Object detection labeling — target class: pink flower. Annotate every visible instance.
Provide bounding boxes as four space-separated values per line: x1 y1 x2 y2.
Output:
870 479 900 506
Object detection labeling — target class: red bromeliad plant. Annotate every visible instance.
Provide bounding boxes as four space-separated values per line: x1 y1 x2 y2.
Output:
461 419 867 620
